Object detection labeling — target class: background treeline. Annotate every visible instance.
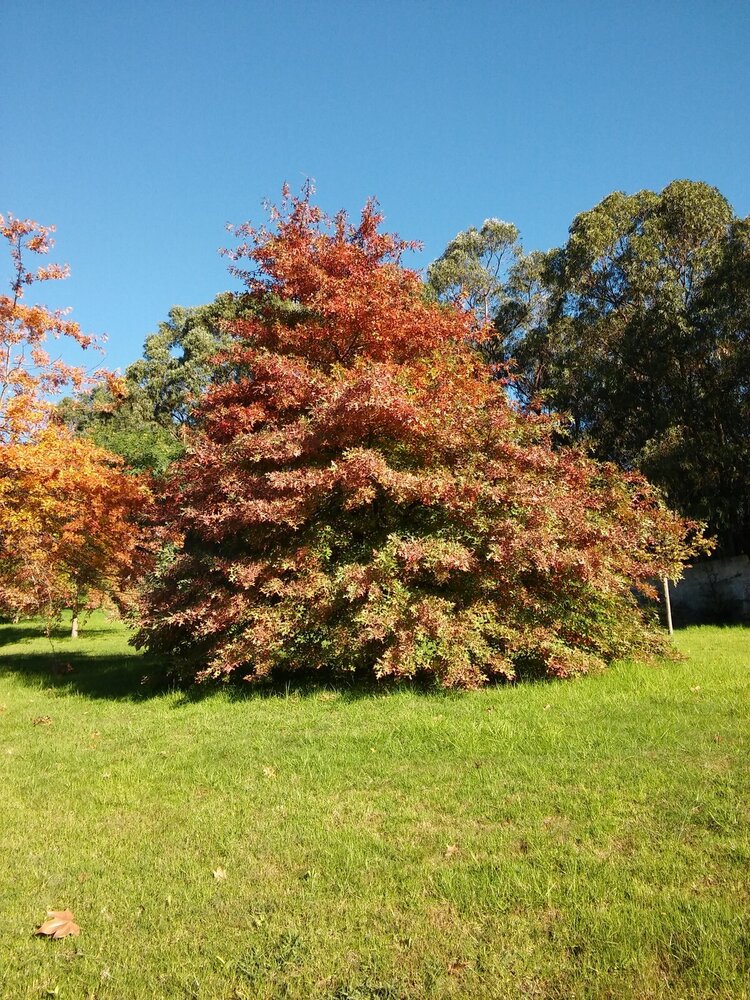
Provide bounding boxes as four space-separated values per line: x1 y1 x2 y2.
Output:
61 180 749 557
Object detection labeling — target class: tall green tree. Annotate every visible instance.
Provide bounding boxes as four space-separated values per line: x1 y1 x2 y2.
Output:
59 294 243 472
427 218 521 325
496 181 748 553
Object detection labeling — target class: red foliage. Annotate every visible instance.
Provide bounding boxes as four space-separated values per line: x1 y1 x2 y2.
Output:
136 188 703 687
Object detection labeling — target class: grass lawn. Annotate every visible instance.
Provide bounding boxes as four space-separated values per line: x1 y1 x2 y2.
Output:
0 614 748 999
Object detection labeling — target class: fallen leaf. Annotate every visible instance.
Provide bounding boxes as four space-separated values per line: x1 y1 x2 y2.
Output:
35 910 80 939
212 868 227 881
444 844 459 858
448 959 469 975
33 716 53 726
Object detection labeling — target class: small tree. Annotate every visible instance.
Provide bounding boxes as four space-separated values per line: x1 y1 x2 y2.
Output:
0 214 152 632
427 218 521 326
136 188 702 687
0 430 152 633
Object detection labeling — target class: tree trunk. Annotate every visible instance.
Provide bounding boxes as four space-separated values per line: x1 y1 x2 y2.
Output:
663 577 673 635
71 583 80 639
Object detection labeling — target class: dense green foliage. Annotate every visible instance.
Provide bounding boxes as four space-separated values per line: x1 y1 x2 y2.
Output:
1 613 748 998
58 295 243 473
432 181 750 556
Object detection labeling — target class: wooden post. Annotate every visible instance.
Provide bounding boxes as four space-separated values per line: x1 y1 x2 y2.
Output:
663 577 673 636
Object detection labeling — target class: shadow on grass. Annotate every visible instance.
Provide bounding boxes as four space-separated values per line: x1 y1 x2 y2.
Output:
0 649 177 702
0 625 120 644
0 622 551 705
0 645 487 705
0 638 549 704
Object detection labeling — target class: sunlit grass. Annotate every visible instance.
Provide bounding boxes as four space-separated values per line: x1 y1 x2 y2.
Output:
0 613 748 998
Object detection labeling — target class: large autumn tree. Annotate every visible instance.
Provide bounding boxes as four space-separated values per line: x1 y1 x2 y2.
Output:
136 188 702 688
0 213 152 633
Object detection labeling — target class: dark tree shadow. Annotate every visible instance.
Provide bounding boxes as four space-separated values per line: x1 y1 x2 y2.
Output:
0 622 552 705
0 643 525 705
0 649 178 702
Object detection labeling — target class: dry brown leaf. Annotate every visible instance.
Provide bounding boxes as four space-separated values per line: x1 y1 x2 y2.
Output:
448 959 469 975
32 716 53 726
212 868 227 881
35 910 80 939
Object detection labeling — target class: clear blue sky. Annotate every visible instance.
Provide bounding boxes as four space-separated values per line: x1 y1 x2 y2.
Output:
3 0 749 373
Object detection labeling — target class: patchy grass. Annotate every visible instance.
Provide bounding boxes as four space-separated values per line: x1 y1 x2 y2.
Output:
0 613 748 999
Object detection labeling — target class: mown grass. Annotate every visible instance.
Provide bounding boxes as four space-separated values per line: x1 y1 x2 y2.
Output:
0 613 748 999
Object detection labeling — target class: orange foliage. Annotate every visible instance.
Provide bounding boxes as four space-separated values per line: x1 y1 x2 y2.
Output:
0 213 117 443
0 429 152 621
0 214 152 624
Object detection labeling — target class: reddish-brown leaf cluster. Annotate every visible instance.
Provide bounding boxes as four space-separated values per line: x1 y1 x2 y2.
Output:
135 188 704 687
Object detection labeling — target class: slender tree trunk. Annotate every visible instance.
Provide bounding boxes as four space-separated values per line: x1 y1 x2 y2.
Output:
663 577 673 636
71 583 79 639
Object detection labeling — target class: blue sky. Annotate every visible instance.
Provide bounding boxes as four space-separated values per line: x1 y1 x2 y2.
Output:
3 0 749 373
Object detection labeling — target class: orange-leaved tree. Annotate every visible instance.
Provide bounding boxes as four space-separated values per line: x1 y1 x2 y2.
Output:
0 214 153 634
136 187 703 687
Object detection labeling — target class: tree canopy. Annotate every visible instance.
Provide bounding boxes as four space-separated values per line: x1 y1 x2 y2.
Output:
57 295 243 473
435 181 750 555
0 214 152 631
135 188 700 688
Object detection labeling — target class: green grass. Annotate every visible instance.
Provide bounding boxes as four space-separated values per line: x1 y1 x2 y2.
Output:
0 613 748 999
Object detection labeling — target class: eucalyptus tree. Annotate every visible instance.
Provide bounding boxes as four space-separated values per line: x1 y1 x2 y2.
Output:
427 218 522 325
58 293 244 472
521 180 749 553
